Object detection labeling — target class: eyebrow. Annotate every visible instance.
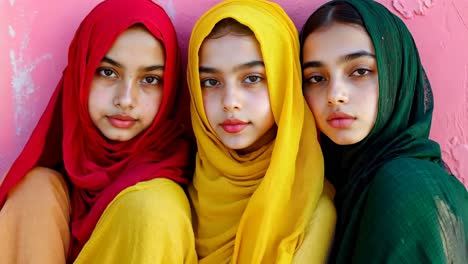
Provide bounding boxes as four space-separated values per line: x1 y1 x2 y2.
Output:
101 56 164 72
199 60 264 74
342 51 375 62
302 51 375 69
302 61 323 69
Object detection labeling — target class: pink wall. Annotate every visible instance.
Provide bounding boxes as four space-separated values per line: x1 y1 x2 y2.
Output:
1 0 467 187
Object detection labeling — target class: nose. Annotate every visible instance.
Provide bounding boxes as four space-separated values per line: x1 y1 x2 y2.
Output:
327 78 349 105
222 82 241 112
114 79 136 110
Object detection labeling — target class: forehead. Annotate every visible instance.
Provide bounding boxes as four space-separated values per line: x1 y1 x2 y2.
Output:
199 34 262 66
303 22 374 59
109 27 162 51
103 26 165 63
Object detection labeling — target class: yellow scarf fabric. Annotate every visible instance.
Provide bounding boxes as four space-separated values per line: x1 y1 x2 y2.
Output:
187 0 336 263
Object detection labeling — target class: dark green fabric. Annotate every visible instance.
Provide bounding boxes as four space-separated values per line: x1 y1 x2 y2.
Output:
351 157 468 263
300 0 468 263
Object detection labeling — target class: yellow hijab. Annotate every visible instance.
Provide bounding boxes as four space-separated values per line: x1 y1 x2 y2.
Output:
187 0 336 263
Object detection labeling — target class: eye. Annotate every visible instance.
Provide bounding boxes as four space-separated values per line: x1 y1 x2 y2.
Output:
307 74 326 84
142 76 161 86
351 68 371 77
201 78 221 88
244 75 262 84
97 68 117 78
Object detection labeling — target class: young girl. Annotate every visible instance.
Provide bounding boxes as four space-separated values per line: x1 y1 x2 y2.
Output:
187 0 336 262
0 0 196 262
300 0 468 262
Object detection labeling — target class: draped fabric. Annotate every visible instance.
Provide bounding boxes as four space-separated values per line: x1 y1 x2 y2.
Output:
73 178 197 263
300 0 468 262
187 0 336 263
0 0 191 260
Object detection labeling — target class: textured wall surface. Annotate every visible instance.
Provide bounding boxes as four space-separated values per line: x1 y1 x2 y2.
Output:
0 0 467 187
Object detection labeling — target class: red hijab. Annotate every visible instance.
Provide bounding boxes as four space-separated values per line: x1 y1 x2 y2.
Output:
0 0 191 260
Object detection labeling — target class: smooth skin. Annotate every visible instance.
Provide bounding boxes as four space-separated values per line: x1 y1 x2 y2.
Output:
199 34 276 152
302 22 379 145
88 26 165 142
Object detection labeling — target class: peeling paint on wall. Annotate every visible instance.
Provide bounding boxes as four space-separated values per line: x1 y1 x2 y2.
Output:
447 65 468 186
8 25 15 38
9 26 51 136
446 137 468 187
392 0 434 19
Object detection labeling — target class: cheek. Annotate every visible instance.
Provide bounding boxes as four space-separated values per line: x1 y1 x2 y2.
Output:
154 92 164 116
303 90 321 115
202 91 218 127
360 84 379 121
88 86 104 117
370 87 379 122
143 90 163 120
254 90 271 111
88 80 114 104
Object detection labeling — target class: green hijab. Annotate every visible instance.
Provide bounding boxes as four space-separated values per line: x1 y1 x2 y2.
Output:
300 0 468 262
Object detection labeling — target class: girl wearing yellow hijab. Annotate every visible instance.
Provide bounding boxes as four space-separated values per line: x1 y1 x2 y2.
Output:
187 0 336 263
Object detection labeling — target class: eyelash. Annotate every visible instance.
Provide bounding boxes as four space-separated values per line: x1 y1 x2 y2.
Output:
96 67 162 86
141 76 162 86
97 67 117 78
201 78 220 88
307 74 326 84
304 68 373 84
351 68 372 77
244 74 263 84
201 74 264 88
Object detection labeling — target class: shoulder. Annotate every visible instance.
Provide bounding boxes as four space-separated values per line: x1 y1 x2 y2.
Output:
352 157 468 263
101 178 190 226
365 156 467 221
369 157 460 200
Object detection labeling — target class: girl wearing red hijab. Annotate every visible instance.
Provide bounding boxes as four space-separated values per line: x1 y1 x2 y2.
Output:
0 0 196 263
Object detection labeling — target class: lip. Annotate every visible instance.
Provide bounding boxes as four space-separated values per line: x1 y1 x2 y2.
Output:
326 111 355 129
220 118 249 133
108 114 137 129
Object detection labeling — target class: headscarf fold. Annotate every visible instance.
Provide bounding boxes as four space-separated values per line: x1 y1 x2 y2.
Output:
187 0 335 262
300 0 468 262
0 0 191 260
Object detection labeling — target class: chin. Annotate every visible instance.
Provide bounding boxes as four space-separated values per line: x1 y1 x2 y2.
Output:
221 140 252 151
334 141 357 146
225 143 249 150
328 135 360 146
106 133 133 142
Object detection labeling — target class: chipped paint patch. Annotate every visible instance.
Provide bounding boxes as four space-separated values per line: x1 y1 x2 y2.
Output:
8 6 53 136
8 25 15 38
392 0 434 19
10 30 52 136
448 140 468 186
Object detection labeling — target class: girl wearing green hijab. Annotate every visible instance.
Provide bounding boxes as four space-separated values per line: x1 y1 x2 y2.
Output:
300 0 468 263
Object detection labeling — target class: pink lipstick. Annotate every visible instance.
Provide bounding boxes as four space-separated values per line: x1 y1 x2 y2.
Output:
108 114 137 129
327 112 355 128
221 119 249 133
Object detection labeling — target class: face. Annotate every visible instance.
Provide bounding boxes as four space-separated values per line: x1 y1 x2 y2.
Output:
88 26 165 142
199 34 275 151
302 22 379 145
